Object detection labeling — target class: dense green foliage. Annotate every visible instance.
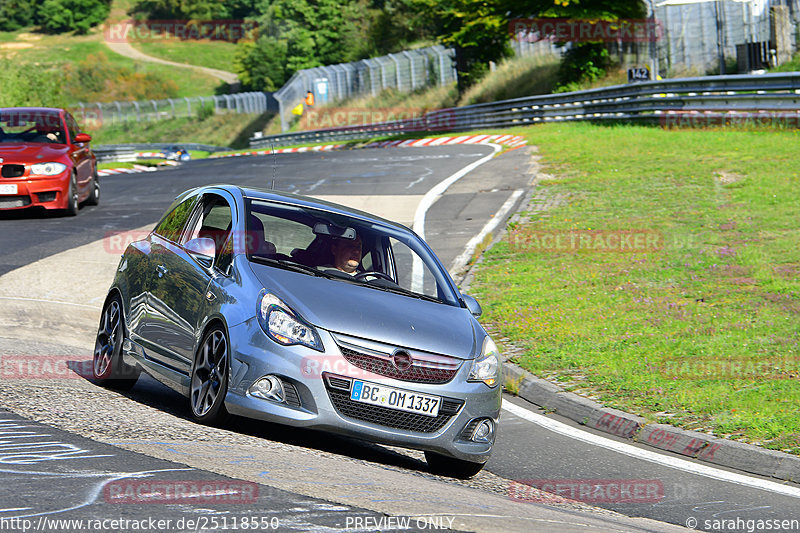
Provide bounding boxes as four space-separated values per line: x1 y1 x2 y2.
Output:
0 0 111 34
131 0 258 20
0 59 67 107
130 0 648 93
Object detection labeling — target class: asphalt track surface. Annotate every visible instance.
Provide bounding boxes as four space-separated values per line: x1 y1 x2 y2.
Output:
0 145 798 532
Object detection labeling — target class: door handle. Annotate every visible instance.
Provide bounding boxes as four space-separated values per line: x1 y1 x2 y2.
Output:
155 265 168 277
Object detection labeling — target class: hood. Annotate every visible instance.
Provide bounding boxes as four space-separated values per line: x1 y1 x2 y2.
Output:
0 143 70 163
249 262 477 359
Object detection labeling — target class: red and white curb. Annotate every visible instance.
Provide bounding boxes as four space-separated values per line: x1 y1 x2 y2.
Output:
97 162 176 177
210 134 527 159
364 134 527 149
210 144 344 159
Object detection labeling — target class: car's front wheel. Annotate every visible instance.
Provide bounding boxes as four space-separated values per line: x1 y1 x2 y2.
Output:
63 174 79 216
425 451 486 479
93 294 140 390
85 169 100 206
190 326 230 425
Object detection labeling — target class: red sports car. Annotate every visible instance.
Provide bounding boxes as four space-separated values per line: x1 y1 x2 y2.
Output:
0 107 99 215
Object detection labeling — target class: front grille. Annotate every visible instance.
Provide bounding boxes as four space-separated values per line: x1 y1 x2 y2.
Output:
338 345 460 384
1 164 25 178
35 191 57 203
0 196 30 209
324 375 464 434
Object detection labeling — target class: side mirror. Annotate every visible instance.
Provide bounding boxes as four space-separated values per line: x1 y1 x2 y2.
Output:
185 237 216 267
74 133 92 143
462 294 482 317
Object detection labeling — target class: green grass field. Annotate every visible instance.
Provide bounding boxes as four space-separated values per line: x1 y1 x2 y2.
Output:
132 38 238 73
470 123 800 453
0 29 225 99
90 112 273 149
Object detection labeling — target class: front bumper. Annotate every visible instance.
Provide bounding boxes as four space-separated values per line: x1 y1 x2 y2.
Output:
0 172 70 210
224 319 502 463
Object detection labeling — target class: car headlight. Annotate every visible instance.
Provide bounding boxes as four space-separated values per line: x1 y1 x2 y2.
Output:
469 336 501 387
30 162 67 176
256 290 323 351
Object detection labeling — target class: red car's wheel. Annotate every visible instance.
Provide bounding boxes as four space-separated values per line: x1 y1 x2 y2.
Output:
63 174 79 216
85 168 100 206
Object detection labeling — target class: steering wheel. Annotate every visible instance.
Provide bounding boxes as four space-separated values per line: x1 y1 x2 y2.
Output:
354 270 394 282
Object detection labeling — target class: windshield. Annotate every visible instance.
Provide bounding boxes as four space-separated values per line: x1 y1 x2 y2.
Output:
0 110 67 144
245 198 460 306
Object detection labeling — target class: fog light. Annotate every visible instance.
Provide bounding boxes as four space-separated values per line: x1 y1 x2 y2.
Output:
471 419 495 443
249 375 285 402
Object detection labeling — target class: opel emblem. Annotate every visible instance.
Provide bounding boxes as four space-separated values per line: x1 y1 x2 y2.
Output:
392 350 413 371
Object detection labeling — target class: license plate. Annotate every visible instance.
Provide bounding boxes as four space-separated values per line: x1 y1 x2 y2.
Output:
350 380 440 417
0 184 17 195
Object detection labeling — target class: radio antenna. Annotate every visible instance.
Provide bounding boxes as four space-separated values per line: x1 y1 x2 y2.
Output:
271 142 276 189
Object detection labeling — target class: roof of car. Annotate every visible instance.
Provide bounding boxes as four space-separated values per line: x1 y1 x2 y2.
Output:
237 186 412 233
0 107 64 114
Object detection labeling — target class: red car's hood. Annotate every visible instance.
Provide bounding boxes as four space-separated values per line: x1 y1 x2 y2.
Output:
0 143 70 163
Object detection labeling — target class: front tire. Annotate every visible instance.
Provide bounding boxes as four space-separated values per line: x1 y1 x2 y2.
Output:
63 174 79 216
190 326 230 425
85 170 100 206
93 295 140 390
425 451 486 479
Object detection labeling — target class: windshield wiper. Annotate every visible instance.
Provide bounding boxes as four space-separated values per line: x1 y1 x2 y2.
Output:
362 282 441 303
249 256 331 278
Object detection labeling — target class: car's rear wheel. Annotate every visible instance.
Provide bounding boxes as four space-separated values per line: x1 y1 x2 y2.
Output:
63 174 79 216
190 326 230 425
85 170 100 206
93 295 140 390
425 451 486 479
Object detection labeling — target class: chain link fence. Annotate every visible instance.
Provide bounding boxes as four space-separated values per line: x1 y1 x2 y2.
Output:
73 92 277 129
273 45 459 132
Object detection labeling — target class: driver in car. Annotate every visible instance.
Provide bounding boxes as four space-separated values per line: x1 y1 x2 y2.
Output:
329 235 362 275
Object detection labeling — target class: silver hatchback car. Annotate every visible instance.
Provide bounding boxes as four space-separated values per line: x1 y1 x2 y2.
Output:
93 184 502 477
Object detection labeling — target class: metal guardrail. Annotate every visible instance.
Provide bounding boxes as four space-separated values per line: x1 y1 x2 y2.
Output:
94 143 231 163
250 73 800 148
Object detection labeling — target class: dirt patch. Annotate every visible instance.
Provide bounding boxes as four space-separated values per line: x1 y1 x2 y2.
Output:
0 42 34 50
714 171 744 184
17 33 42 41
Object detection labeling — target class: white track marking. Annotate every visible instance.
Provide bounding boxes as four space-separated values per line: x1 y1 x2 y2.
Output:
411 144 501 292
502 400 800 499
307 179 326 192
449 190 523 275
0 296 100 310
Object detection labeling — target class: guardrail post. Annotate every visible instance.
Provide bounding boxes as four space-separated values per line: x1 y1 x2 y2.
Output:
150 100 157 121
184 97 191 117
169 98 175 119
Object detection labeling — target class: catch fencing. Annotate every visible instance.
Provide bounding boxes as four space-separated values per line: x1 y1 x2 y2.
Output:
273 45 458 133
74 92 277 127
250 72 800 148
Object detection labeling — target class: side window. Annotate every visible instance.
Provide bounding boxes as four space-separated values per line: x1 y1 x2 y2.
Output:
65 114 79 141
183 194 233 270
389 237 438 298
153 196 198 243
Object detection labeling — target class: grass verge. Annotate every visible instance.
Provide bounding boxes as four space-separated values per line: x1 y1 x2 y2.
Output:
90 112 273 148
470 123 800 453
